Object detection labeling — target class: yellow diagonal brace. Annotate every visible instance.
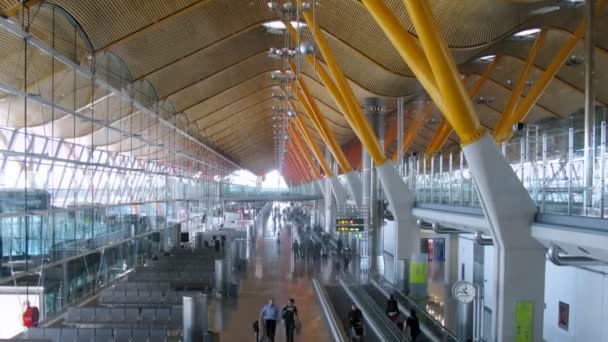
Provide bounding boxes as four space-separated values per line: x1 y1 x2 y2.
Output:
495 0 606 142
426 58 499 155
393 106 435 161
286 61 353 173
288 142 313 182
392 104 433 161
403 0 484 146
290 119 333 177
300 5 387 165
284 22 361 135
425 119 451 156
494 30 547 139
2 0 44 18
287 153 308 184
289 129 322 179
361 0 445 114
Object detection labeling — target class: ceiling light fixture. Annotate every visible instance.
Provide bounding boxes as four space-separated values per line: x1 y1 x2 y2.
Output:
513 28 541 37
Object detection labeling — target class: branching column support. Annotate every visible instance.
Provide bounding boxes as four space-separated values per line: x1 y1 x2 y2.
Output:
493 31 546 139
389 1 545 340
285 60 362 205
426 58 499 156
290 120 347 204
301 1 420 279
494 0 606 142
288 131 326 197
392 103 433 161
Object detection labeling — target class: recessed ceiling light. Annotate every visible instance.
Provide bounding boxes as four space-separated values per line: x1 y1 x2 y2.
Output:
513 28 541 37
477 55 496 62
262 20 307 30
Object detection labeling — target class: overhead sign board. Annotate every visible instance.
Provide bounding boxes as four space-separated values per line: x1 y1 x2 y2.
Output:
336 217 365 232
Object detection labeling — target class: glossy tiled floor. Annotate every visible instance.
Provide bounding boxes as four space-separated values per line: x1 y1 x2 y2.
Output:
213 218 331 341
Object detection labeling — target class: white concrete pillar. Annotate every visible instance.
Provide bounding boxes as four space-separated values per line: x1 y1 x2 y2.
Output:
463 135 544 342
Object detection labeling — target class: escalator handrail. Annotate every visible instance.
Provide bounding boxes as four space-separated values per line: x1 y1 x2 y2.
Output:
339 276 410 342
370 277 459 342
312 278 350 342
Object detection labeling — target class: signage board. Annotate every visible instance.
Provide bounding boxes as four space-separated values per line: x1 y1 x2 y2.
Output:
336 218 365 232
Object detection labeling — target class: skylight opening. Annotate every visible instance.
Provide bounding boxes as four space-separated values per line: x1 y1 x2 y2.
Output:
513 28 541 37
262 20 307 30
478 55 496 62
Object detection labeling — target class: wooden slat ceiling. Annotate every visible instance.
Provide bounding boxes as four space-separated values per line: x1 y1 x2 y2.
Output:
0 0 607 173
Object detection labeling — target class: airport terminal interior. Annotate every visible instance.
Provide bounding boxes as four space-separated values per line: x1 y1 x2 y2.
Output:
0 0 607 341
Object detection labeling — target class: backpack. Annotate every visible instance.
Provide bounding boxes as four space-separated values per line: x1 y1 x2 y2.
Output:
252 320 259 332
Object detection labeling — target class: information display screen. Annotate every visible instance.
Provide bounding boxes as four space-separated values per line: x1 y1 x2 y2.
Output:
336 218 365 232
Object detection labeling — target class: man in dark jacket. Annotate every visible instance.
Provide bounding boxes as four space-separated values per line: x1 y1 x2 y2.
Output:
386 294 399 322
282 298 299 342
348 304 364 339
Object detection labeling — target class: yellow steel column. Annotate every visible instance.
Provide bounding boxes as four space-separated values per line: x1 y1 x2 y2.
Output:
288 142 315 181
288 153 310 184
284 23 362 135
495 0 605 142
289 129 323 179
361 0 445 113
300 6 387 165
494 30 546 139
426 58 499 155
392 104 433 161
403 0 485 146
285 61 353 173
289 120 333 177
425 119 451 156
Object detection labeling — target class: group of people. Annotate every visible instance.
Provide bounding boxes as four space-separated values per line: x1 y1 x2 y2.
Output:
347 295 420 341
255 298 300 342
386 294 421 341
291 238 325 261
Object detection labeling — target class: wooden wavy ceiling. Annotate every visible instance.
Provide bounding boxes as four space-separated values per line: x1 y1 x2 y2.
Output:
0 0 606 173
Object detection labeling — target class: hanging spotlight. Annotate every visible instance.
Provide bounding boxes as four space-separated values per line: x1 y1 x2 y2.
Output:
298 41 315 56
287 110 296 117
267 1 278 10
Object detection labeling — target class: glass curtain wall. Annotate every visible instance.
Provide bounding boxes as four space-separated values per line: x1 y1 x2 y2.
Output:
0 4 229 318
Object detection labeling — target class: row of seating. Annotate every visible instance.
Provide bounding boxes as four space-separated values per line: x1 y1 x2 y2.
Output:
65 307 181 326
110 282 170 290
127 273 212 282
99 292 186 306
21 328 168 342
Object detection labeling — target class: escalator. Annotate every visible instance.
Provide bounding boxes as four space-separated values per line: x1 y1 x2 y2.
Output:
324 285 383 342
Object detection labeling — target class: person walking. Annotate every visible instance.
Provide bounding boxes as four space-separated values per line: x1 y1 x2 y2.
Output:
259 298 280 342
282 298 299 342
292 240 301 260
386 294 399 322
348 304 364 340
336 237 343 257
405 309 421 342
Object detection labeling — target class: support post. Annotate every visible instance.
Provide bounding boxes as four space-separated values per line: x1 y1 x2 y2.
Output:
183 294 208 342
584 0 596 215
396 1 545 340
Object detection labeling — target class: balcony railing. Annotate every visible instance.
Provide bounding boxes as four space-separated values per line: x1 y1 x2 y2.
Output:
402 121 607 218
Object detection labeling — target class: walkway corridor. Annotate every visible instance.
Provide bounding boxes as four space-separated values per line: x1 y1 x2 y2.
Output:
218 216 331 341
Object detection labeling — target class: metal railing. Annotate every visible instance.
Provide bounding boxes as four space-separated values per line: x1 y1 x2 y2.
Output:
340 275 407 342
218 182 323 200
312 278 349 342
371 276 459 342
403 122 608 218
